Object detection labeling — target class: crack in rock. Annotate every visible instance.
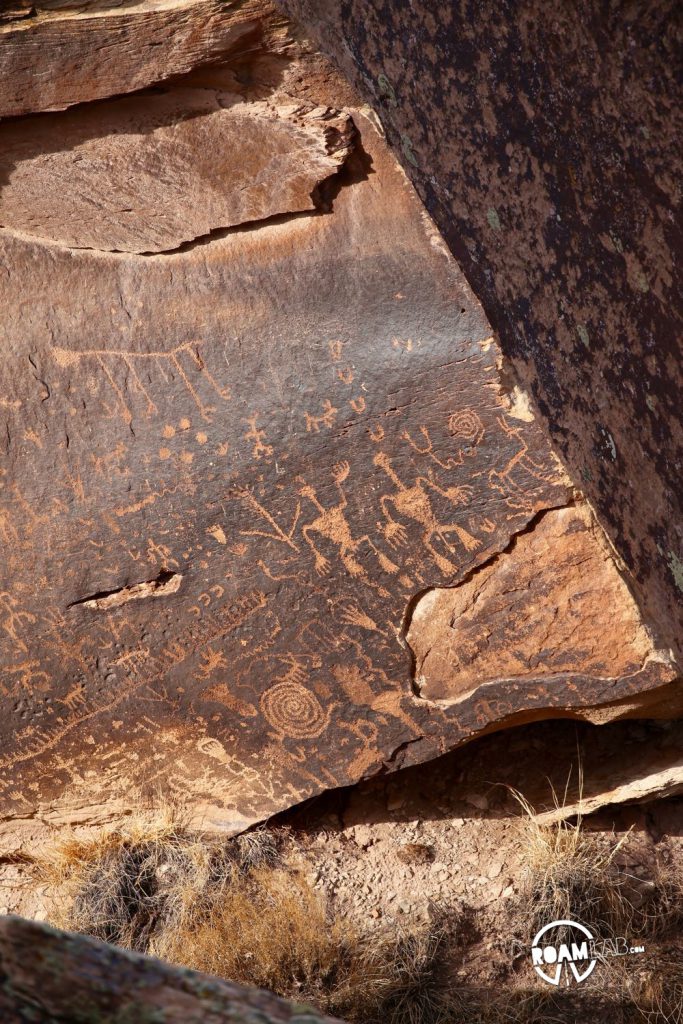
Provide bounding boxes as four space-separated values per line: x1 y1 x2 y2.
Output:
69 570 182 611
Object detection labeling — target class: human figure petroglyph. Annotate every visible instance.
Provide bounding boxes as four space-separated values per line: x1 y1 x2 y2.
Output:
0 592 36 654
243 413 273 460
298 461 398 578
373 451 480 574
198 647 228 678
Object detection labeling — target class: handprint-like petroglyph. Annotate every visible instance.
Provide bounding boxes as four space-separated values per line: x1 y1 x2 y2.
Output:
337 602 384 633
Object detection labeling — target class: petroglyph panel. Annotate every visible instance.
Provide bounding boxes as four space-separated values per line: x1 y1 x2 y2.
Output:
279 0 683 664
0 49 677 833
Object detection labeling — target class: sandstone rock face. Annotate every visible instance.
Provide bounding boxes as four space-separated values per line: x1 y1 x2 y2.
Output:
0 0 289 119
278 0 683 667
0 92 355 252
408 504 662 703
0 6 678 838
0 916 342 1024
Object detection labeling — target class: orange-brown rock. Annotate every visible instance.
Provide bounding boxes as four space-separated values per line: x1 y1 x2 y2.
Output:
0 0 289 119
0 92 355 253
407 504 662 704
0 9 679 841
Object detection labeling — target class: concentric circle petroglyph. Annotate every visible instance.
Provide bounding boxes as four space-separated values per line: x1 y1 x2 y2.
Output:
448 408 484 445
260 681 329 739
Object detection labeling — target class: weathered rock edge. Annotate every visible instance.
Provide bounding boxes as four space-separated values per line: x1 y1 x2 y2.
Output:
0 914 343 1024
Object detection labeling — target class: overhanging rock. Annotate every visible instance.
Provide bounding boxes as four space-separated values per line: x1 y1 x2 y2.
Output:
277 0 683 665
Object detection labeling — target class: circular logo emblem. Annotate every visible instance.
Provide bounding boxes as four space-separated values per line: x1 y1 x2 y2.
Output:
531 919 597 986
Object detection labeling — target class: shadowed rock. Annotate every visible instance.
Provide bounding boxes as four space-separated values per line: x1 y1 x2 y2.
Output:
0 915 344 1023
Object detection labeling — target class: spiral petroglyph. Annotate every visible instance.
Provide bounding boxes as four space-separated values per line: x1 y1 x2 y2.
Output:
448 408 485 446
260 680 330 739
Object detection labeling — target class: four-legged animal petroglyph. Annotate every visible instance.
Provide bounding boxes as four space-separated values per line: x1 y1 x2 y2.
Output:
489 416 565 511
52 341 230 423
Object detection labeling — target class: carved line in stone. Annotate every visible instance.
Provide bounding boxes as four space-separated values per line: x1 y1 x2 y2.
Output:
51 341 230 423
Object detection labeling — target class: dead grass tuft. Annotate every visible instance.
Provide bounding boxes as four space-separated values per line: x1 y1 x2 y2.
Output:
507 777 682 943
508 785 633 938
39 795 682 1024
40 807 453 1024
629 962 683 1024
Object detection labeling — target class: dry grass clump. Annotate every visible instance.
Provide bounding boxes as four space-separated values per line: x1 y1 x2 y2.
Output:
41 804 279 952
40 807 453 1024
160 863 342 997
508 786 634 938
170 882 453 1024
337 923 452 1024
628 957 683 1024
508 783 683 944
